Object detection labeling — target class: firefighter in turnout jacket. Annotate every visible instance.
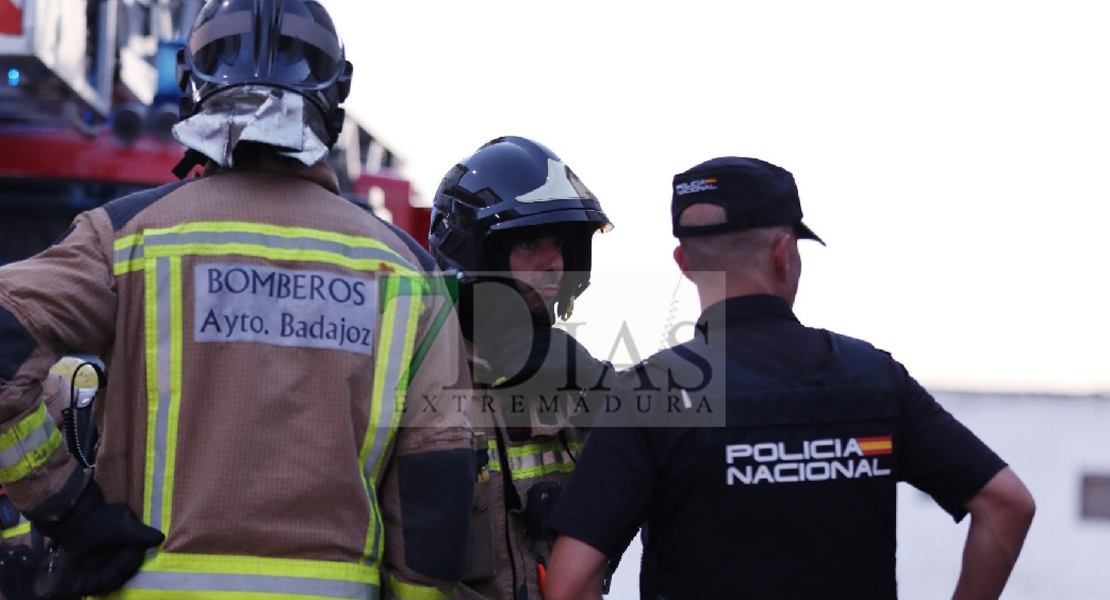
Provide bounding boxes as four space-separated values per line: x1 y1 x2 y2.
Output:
0 1 474 598
429 136 618 600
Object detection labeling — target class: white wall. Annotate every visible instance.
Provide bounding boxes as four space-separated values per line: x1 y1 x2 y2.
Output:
605 392 1110 599
897 392 1110 600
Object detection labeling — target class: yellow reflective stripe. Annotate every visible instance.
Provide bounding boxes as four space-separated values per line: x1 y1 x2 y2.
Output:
373 278 421 533
153 221 404 253
110 552 380 600
116 234 144 248
164 256 185 534
142 260 160 526
486 440 499 472
359 276 423 561
142 256 183 534
358 277 396 560
1 521 30 540
114 234 145 275
370 277 423 485
112 222 422 278
0 402 63 482
486 439 583 481
510 462 574 480
147 243 417 276
358 278 394 560
488 439 586 459
388 574 453 600
502 441 585 459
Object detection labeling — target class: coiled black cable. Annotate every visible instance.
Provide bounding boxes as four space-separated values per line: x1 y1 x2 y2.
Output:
59 361 104 469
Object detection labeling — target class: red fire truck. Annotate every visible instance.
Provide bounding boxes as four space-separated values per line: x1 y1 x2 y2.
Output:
0 0 430 266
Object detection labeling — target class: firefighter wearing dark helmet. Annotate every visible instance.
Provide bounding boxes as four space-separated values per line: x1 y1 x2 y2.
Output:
429 136 621 600
0 1 473 598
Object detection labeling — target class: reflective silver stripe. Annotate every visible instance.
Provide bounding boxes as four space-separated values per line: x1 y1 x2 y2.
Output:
126 571 379 600
364 279 418 560
497 450 574 473
487 441 582 479
114 243 144 266
488 447 503 471
142 230 416 272
150 256 174 533
514 448 573 470
0 418 56 469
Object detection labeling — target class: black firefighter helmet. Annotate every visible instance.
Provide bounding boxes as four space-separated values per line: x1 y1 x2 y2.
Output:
429 136 613 321
176 0 353 147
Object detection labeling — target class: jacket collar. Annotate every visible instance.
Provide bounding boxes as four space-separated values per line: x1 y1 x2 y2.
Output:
203 158 342 195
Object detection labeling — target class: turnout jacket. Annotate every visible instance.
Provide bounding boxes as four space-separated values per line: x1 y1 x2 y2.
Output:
459 327 617 600
460 368 587 600
0 161 474 600
0 363 80 600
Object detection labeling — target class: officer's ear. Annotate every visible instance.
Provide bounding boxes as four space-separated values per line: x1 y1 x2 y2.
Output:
673 245 689 278
770 230 797 284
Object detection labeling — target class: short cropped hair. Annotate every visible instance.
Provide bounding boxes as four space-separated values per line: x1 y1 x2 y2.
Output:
677 204 792 272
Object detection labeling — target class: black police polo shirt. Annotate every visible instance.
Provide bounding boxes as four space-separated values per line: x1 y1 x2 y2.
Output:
547 294 1006 598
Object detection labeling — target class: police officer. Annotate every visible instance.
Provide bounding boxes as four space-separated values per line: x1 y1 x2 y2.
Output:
0 1 473 598
543 157 1036 600
429 136 617 600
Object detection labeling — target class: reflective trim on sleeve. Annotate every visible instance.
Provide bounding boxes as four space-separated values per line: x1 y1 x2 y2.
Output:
113 222 421 277
114 552 381 600
1 520 31 540
486 439 583 481
114 233 145 274
0 402 63 483
387 574 454 600
359 275 423 562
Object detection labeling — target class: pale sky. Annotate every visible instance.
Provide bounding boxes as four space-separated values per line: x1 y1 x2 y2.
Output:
325 1 1110 395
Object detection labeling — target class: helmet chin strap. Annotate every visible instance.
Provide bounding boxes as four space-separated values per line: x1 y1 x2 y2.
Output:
556 295 575 321
172 148 208 180
555 269 591 322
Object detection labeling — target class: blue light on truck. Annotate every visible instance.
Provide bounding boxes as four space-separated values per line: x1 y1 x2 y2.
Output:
7 68 19 87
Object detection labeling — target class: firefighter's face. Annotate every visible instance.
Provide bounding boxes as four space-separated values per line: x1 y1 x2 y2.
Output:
508 235 564 315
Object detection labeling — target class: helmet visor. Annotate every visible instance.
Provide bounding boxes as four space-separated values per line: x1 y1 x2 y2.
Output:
188 9 343 91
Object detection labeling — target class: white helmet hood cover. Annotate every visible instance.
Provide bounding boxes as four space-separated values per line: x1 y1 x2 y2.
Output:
172 85 330 168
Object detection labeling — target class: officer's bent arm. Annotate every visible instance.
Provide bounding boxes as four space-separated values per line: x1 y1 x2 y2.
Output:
950 466 1036 600
545 534 608 600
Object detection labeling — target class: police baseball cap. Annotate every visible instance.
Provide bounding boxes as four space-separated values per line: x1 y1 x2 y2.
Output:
671 156 824 244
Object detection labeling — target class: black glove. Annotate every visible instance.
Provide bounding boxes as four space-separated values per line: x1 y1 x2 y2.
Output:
31 479 164 598
0 544 40 600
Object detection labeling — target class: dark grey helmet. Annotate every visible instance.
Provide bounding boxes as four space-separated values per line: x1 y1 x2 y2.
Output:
177 0 352 146
429 136 613 320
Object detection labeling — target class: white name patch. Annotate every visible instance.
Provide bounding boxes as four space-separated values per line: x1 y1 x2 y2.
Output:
194 264 377 356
